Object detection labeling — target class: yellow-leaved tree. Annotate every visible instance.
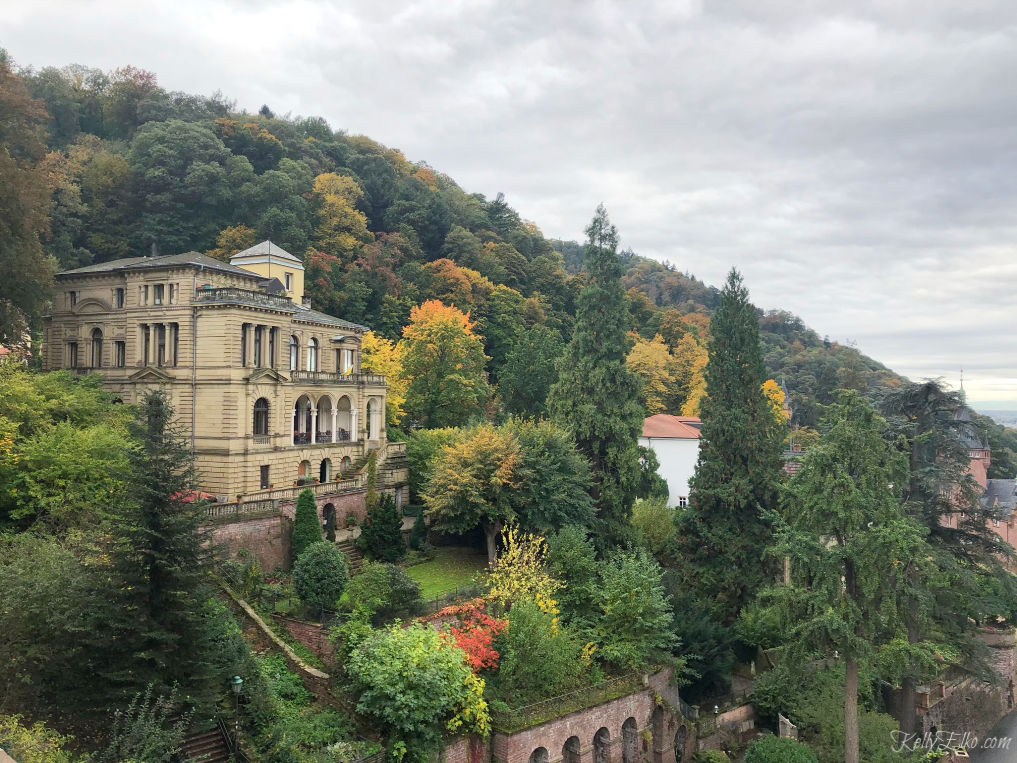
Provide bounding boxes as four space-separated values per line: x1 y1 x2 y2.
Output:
311 172 373 259
626 334 680 414
485 525 563 623
762 379 791 424
360 331 406 429
673 333 708 416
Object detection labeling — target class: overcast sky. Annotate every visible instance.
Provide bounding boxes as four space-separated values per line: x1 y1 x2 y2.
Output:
4 0 1017 405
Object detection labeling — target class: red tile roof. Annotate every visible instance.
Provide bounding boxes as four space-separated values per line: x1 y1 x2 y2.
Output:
641 414 702 439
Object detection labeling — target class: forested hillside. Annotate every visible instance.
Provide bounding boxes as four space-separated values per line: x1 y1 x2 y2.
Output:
0 56 952 426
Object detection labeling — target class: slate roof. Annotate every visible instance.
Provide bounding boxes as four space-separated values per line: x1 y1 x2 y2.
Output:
57 252 260 280
292 306 368 332
641 415 702 439
231 240 302 263
982 479 1017 515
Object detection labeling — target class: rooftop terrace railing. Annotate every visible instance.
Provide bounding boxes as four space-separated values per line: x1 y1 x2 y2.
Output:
194 287 297 312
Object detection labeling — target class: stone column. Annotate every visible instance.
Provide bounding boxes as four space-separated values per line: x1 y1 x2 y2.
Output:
290 405 296 446
350 408 358 442
310 407 318 444
331 409 337 442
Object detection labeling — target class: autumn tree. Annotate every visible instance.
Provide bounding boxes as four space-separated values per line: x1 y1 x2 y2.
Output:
206 224 256 262
360 330 406 427
0 57 55 346
400 300 491 428
672 332 708 416
548 206 644 547
674 270 783 623
423 424 519 563
627 334 680 414
311 172 373 260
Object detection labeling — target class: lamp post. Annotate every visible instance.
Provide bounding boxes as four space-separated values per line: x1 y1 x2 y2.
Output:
231 675 243 760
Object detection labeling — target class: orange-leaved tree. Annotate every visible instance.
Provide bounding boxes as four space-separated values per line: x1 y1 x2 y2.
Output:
399 300 490 428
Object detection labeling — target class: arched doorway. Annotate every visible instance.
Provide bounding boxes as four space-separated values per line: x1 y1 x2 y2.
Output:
674 728 687 762
339 456 352 478
336 395 353 440
622 717 638 763
322 503 337 541
593 727 611 763
320 458 332 483
316 396 334 442
562 736 581 763
297 460 311 479
528 748 548 763
293 395 312 444
90 328 103 368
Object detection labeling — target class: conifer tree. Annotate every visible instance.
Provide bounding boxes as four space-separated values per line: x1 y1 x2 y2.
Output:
674 269 783 622
879 380 1017 733
104 390 211 701
358 492 405 562
291 488 322 563
547 205 643 547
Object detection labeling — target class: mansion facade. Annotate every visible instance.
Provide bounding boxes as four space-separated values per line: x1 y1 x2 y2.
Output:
42 241 407 504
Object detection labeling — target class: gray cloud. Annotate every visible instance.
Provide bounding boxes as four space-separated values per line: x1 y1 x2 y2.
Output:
3 0 1017 402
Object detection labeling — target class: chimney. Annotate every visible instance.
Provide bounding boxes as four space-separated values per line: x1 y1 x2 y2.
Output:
150 241 159 257
302 295 312 309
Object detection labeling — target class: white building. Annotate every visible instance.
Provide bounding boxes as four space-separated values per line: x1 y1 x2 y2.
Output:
639 414 701 507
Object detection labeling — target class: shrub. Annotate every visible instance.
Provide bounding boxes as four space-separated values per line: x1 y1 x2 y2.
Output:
409 510 428 550
338 561 424 623
347 622 489 761
743 736 818 763
291 489 322 564
0 715 77 763
489 598 589 706
100 684 189 763
292 542 349 612
631 496 675 559
545 525 599 619
357 492 405 562
694 751 730 763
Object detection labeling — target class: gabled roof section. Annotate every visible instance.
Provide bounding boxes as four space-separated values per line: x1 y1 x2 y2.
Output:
641 414 702 439
231 240 302 264
57 252 261 280
982 479 1017 515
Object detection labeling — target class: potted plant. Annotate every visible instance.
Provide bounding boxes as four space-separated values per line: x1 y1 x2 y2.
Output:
345 514 357 529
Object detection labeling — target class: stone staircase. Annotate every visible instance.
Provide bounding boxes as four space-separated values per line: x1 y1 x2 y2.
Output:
336 537 364 572
179 726 231 762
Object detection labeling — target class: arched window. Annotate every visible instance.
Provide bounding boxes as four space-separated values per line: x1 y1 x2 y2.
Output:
593 728 610 763
289 335 299 371
307 337 318 372
253 398 269 436
90 328 103 368
622 717 638 763
528 749 548 763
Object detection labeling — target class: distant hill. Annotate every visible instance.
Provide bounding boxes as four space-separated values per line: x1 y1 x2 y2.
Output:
977 410 1017 428
13 58 901 426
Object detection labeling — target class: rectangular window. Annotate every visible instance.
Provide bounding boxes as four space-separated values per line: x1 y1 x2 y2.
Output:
142 325 150 365
115 341 126 368
153 284 165 305
678 496 688 508
285 273 292 290
241 324 248 366
156 324 166 366
115 288 125 308
342 348 355 374
260 465 270 490
142 285 149 305
68 342 78 367
69 291 77 306
268 328 276 367
253 326 262 367
170 324 179 366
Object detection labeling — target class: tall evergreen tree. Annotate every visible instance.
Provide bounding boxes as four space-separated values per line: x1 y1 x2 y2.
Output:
878 380 1017 733
547 205 643 547
769 391 929 763
104 390 211 701
674 269 783 622
291 488 322 563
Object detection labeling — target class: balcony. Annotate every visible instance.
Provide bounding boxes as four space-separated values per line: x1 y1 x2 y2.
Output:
290 370 386 386
194 287 297 312
293 429 356 446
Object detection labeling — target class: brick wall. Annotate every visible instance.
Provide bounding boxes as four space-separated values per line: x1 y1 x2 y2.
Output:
452 669 691 763
210 514 291 571
272 615 336 665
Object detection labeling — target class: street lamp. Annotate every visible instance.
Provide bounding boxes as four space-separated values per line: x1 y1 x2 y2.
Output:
231 675 243 759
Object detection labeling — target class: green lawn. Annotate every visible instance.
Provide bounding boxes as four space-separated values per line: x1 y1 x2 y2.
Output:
404 546 488 599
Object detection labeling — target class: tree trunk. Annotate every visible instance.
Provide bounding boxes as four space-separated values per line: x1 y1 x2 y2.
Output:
483 520 503 566
898 568 920 735
845 656 859 763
